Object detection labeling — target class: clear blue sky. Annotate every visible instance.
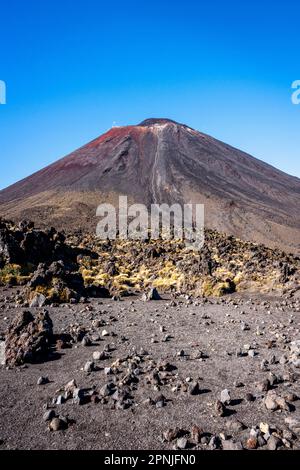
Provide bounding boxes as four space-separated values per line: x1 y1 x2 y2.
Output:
0 0 300 190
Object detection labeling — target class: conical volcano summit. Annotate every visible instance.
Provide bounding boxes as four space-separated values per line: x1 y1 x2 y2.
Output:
1 118 299 253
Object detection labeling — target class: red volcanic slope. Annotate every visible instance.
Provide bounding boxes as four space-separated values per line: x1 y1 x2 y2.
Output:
0 118 299 253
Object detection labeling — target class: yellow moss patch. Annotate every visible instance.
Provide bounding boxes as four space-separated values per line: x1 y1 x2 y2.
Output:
201 278 214 297
212 281 232 297
0 264 31 285
214 267 234 281
233 271 244 285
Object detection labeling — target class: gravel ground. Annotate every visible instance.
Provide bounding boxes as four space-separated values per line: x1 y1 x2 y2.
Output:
0 287 300 450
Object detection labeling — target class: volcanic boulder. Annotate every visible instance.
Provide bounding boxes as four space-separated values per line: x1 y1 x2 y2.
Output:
5 310 53 366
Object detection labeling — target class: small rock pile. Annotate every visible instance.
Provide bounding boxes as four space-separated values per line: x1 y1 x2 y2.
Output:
50 350 179 415
93 351 176 410
163 419 297 450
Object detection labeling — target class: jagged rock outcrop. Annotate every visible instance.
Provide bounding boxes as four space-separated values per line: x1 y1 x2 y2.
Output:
0 220 110 302
23 260 86 304
0 219 73 269
75 229 300 298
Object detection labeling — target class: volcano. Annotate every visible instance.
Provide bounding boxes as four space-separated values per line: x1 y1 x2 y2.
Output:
0 118 299 253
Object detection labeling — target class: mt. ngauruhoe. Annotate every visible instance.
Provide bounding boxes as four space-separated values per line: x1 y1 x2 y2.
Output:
0 118 299 253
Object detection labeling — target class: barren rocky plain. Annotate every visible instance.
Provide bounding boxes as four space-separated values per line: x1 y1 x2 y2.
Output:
1 219 300 451
1 290 300 450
